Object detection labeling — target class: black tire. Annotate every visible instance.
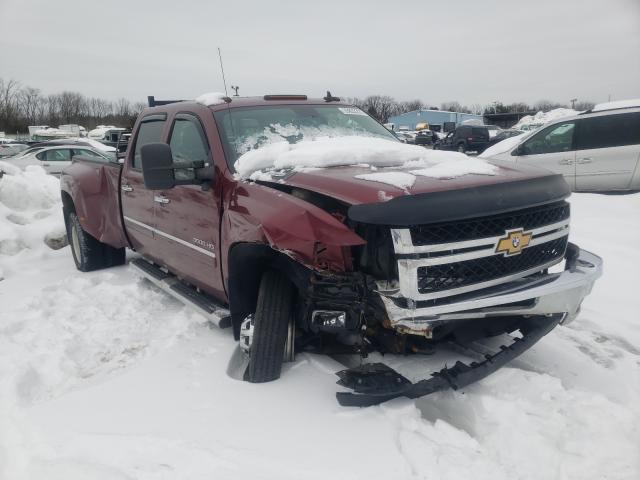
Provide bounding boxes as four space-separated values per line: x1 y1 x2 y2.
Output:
67 211 125 272
457 143 466 153
247 270 295 383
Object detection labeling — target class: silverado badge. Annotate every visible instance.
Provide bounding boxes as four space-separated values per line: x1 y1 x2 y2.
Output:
495 229 532 256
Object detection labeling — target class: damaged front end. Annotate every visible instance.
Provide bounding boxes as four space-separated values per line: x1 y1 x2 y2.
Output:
303 177 602 406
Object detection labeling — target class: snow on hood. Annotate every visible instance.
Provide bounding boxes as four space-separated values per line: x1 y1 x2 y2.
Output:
479 134 529 158
236 136 498 188
195 92 228 107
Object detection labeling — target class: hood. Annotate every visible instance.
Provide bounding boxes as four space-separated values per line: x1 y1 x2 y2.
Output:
258 160 560 207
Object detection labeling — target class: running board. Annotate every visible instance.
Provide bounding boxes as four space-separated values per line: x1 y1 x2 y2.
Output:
130 257 232 328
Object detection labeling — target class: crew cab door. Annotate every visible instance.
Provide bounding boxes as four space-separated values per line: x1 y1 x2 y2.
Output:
513 120 577 189
573 112 640 191
152 113 225 298
121 114 167 254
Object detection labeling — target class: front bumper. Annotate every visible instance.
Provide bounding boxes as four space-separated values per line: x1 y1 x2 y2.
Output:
379 244 602 335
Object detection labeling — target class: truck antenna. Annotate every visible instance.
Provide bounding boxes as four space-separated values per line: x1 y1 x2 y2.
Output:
218 47 229 98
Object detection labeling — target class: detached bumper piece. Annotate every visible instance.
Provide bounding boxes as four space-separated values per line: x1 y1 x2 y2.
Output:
336 314 562 407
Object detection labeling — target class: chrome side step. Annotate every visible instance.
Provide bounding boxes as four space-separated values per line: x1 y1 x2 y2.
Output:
130 257 232 328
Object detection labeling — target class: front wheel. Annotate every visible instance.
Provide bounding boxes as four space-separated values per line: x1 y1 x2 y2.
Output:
244 270 296 383
457 143 466 153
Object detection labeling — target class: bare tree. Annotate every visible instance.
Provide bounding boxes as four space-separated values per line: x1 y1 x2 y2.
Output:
574 100 595 111
19 87 42 124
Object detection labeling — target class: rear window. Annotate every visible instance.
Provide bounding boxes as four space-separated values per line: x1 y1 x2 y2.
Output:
133 119 166 169
575 112 640 150
471 127 489 137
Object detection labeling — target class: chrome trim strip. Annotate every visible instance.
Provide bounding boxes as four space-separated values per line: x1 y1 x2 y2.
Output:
396 257 564 301
379 248 602 330
123 216 216 258
391 218 570 254
406 229 569 267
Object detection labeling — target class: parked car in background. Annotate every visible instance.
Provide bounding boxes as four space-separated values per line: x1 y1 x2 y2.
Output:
0 143 29 157
393 131 409 143
4 145 112 175
414 129 437 146
480 102 640 191
484 124 502 138
484 129 523 150
433 125 490 153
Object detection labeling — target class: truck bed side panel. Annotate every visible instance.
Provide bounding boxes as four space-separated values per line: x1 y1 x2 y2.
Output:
61 160 129 248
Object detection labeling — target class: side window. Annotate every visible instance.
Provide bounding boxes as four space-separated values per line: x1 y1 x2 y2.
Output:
169 116 211 181
575 112 640 150
72 149 105 161
133 119 166 169
522 122 575 155
45 149 71 161
35 151 46 160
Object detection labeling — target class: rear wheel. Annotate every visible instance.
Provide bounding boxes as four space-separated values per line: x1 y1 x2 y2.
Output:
245 270 296 383
67 212 125 272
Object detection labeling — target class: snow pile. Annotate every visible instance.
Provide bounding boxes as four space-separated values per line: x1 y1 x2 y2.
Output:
0 165 64 280
514 108 579 130
592 98 639 111
195 92 228 107
236 136 497 185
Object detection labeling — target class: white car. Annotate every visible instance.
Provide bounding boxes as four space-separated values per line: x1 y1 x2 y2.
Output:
4 145 113 175
481 101 640 192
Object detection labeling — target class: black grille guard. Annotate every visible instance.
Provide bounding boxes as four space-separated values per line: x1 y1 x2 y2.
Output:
336 314 562 407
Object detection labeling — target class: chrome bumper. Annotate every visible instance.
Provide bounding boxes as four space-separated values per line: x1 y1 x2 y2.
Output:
380 245 602 335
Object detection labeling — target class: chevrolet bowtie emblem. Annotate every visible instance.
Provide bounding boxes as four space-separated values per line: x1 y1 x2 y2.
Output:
495 228 532 256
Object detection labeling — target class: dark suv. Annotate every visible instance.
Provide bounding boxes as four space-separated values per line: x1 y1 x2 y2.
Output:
434 125 490 153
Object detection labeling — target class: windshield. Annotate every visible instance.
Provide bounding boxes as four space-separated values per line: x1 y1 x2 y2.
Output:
213 104 397 169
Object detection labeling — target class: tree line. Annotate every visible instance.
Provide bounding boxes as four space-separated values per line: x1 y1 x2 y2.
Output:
0 78 146 134
0 77 597 132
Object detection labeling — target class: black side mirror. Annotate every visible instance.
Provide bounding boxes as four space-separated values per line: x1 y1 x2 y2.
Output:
140 143 177 190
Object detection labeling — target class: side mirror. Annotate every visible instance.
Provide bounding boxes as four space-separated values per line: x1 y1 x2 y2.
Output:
140 143 177 190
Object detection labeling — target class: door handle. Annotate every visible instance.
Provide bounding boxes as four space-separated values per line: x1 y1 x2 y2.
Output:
154 195 170 204
121 184 133 192
558 159 574 165
577 157 593 164
42 162 50 166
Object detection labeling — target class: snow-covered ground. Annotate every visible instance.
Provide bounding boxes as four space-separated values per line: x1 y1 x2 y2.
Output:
1 167 639 480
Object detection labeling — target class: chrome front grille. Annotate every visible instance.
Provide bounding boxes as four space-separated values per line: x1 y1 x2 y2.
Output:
390 215 570 301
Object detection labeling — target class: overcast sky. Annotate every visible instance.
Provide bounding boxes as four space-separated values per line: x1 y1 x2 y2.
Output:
1 0 638 107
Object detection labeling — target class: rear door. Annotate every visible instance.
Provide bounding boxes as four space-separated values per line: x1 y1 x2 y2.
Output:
574 112 640 191
514 120 577 189
121 114 167 255
152 113 225 298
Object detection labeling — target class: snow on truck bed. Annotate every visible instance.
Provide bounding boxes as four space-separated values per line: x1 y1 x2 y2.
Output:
1 166 640 480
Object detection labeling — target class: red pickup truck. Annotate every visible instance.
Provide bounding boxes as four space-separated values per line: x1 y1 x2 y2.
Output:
60 94 602 406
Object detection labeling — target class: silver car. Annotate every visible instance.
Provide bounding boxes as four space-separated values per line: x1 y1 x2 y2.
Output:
4 145 112 175
482 102 640 191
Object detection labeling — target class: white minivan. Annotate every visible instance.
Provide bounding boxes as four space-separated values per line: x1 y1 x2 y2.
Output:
481 102 640 192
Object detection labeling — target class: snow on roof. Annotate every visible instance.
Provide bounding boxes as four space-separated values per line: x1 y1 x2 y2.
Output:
592 99 640 112
195 92 228 107
236 136 497 186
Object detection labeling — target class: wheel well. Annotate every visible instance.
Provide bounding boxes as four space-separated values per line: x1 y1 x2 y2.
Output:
227 242 310 340
61 191 75 215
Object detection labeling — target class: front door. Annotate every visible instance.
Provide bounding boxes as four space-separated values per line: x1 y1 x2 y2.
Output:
515 120 577 189
152 113 225 299
121 115 167 255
